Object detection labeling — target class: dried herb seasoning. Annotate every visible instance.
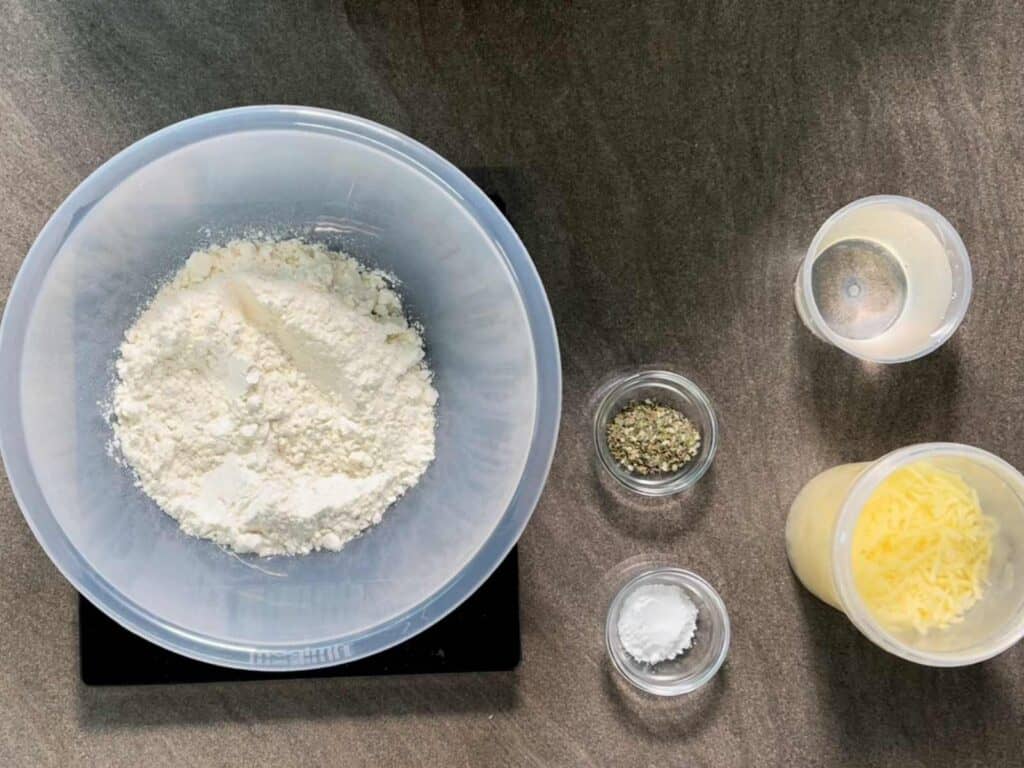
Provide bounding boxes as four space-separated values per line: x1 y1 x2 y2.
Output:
606 399 701 476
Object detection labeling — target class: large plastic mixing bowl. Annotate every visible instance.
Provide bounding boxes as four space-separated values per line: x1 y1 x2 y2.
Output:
0 106 561 670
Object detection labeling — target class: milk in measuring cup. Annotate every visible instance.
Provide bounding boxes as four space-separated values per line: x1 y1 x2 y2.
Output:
795 196 970 363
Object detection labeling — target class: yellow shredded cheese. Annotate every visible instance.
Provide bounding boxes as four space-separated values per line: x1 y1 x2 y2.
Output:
851 461 996 634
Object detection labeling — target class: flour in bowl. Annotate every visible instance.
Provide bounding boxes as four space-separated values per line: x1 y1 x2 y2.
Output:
111 239 437 556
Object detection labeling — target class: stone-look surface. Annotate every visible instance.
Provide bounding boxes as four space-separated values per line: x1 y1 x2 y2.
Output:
2 1 1023 766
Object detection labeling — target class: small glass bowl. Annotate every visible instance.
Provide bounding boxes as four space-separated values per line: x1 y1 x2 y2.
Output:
593 370 718 496
606 567 730 696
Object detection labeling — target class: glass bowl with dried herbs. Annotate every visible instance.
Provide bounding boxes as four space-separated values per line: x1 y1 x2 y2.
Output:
593 370 718 496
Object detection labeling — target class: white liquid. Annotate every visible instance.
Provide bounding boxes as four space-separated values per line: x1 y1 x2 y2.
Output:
801 201 957 360
812 239 907 340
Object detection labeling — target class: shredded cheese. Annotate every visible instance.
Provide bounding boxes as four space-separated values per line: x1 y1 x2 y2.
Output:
851 461 995 634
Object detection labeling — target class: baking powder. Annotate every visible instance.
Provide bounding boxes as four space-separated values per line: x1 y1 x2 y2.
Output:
617 583 699 664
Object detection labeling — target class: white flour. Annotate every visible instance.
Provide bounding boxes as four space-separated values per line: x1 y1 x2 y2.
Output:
111 239 437 556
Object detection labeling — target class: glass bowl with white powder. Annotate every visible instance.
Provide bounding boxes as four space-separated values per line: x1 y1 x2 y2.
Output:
605 567 730 696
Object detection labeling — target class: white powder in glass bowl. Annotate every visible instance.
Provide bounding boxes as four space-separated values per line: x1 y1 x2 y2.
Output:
617 582 699 664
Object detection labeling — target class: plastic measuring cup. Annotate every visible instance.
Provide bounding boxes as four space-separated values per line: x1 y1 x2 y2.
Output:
795 195 972 363
786 443 1024 666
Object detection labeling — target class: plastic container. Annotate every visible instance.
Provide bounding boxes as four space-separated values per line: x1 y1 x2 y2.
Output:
786 443 1024 666
592 370 718 497
794 195 972 363
605 566 730 696
0 106 561 670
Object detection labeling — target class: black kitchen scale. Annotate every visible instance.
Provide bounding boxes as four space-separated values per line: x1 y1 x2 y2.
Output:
79 547 520 685
79 186 523 686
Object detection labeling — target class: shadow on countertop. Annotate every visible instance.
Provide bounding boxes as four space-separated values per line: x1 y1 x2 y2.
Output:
601 655 726 743
75 670 519 731
593 460 717 542
795 314 964 461
794 585 1019 766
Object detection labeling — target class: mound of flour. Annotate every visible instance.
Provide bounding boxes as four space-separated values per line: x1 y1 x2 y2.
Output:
111 239 437 556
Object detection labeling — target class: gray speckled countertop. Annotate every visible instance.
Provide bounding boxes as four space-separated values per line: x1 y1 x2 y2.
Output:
2 1 1024 766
